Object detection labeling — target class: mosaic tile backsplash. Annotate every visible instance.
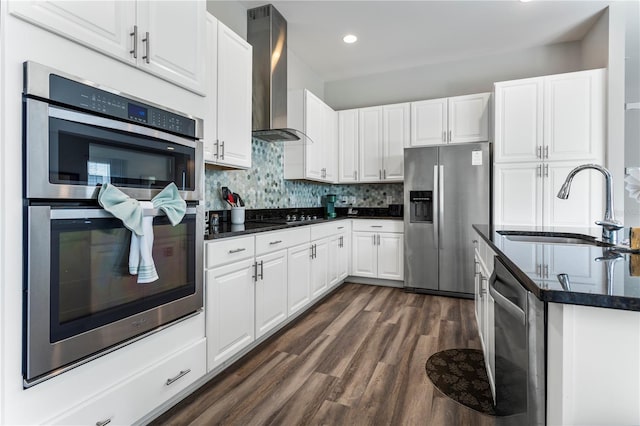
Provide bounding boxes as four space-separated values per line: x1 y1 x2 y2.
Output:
204 139 404 211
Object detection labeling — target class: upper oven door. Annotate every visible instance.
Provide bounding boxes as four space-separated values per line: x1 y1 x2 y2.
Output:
24 97 203 201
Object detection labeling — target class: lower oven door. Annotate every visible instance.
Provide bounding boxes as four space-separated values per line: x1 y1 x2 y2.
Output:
24 205 203 385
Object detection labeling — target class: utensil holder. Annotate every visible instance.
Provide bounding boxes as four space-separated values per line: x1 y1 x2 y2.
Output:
230 207 245 225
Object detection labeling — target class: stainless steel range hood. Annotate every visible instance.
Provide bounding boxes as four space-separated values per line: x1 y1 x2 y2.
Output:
247 4 306 143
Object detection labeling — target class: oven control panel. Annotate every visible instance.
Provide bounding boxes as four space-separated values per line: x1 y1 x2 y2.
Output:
48 75 197 139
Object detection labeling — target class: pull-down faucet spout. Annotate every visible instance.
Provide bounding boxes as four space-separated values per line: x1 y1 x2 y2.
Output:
557 164 623 244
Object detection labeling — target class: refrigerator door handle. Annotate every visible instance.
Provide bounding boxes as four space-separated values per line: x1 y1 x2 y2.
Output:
433 165 439 249
439 165 444 249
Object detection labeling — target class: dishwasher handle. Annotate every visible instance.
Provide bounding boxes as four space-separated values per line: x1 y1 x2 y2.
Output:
489 275 526 325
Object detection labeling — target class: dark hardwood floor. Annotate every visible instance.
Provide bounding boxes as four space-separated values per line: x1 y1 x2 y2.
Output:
150 283 495 426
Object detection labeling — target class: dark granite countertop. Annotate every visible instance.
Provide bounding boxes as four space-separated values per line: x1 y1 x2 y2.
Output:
473 224 640 312
206 215 402 240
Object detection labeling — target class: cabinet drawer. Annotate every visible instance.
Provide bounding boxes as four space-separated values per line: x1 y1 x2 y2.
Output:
310 221 350 240
206 236 255 268
255 227 310 255
49 339 206 426
352 219 403 233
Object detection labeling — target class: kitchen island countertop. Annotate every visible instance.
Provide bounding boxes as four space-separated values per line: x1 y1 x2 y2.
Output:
473 224 640 312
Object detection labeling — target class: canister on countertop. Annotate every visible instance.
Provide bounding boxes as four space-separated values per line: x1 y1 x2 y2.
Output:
630 227 640 250
630 255 640 277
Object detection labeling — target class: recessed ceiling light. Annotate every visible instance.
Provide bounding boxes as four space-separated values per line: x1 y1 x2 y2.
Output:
343 34 358 44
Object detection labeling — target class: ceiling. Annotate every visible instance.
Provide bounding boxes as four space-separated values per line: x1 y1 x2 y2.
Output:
239 0 611 82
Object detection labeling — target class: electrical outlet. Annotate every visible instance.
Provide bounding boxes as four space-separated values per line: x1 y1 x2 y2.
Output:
349 196 356 205
386 195 393 204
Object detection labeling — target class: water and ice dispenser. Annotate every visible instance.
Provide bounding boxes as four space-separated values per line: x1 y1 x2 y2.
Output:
409 191 432 222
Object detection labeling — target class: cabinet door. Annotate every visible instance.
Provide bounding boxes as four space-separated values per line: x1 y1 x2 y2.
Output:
137 0 206 94
351 231 377 278
337 232 350 281
328 235 340 288
410 98 448 146
382 103 410 181
206 258 255 370
287 243 312 316
493 163 543 227
338 109 359 183
448 93 490 144
323 105 338 182
494 78 543 163
9 1 136 65
310 238 329 299
474 252 482 326
255 250 288 339
543 69 605 162
377 233 404 280
203 14 218 163
304 90 325 180
358 107 383 182
544 162 604 228
216 21 252 168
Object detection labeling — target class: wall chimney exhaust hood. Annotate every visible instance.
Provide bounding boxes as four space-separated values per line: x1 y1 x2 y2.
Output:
247 4 308 143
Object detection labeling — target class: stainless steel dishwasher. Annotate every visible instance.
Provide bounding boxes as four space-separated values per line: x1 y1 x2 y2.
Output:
489 257 546 425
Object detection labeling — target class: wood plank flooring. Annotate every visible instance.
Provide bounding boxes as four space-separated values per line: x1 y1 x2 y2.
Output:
150 283 495 426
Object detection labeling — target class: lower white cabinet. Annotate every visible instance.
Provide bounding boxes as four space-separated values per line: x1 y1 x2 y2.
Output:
48 338 206 425
310 237 330 300
351 220 404 281
206 257 255 371
287 242 312 316
329 226 350 287
255 249 288 339
474 234 496 399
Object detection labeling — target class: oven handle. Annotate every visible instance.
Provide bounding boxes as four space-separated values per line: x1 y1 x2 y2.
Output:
48 104 198 148
50 207 197 220
488 275 526 325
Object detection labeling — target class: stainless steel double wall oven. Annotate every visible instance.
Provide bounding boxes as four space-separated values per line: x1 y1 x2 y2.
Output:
22 62 204 386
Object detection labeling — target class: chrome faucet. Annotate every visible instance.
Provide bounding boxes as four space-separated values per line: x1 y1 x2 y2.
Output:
557 164 623 244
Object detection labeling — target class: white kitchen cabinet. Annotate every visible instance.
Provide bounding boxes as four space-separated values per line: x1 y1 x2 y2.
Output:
351 220 404 280
338 109 359 183
494 161 604 228
255 249 288 339
285 89 337 182
328 230 350 287
287 242 312 316
310 237 330 299
494 69 604 164
206 257 255 371
357 104 408 182
204 17 252 168
10 0 206 94
410 93 490 146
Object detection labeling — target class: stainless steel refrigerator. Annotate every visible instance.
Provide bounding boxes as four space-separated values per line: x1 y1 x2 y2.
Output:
404 143 490 295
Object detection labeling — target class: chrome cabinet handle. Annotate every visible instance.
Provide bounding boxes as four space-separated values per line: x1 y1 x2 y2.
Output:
537 146 542 158
221 141 225 160
372 235 376 246
537 164 542 177
259 260 264 280
310 245 314 258
371 225 383 228
142 31 150 63
377 234 380 245
442 131 446 142
228 248 246 254
544 264 549 279
448 130 452 142
166 369 191 386
269 240 282 245
536 264 542 277
129 25 138 58
214 139 219 159
544 146 549 159
379 169 382 180
337 226 345 230
544 164 549 177
252 261 257 281
383 169 386 179
96 419 112 426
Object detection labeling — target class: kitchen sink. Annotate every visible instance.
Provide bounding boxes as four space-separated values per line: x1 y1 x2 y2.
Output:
497 231 615 247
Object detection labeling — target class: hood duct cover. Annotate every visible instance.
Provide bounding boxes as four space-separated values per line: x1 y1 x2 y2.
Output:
247 4 306 143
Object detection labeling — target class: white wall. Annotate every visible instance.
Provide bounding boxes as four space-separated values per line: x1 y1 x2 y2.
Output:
206 0 247 39
288 48 324 99
324 41 584 110
581 9 609 69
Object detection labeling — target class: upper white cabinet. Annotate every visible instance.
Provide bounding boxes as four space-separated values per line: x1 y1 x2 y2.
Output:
494 69 605 163
357 103 409 183
10 0 206 94
204 16 252 168
285 89 337 183
338 109 359 183
493 69 606 228
410 93 490 146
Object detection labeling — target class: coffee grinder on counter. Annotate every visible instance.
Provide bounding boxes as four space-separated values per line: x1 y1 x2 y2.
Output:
325 194 336 218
